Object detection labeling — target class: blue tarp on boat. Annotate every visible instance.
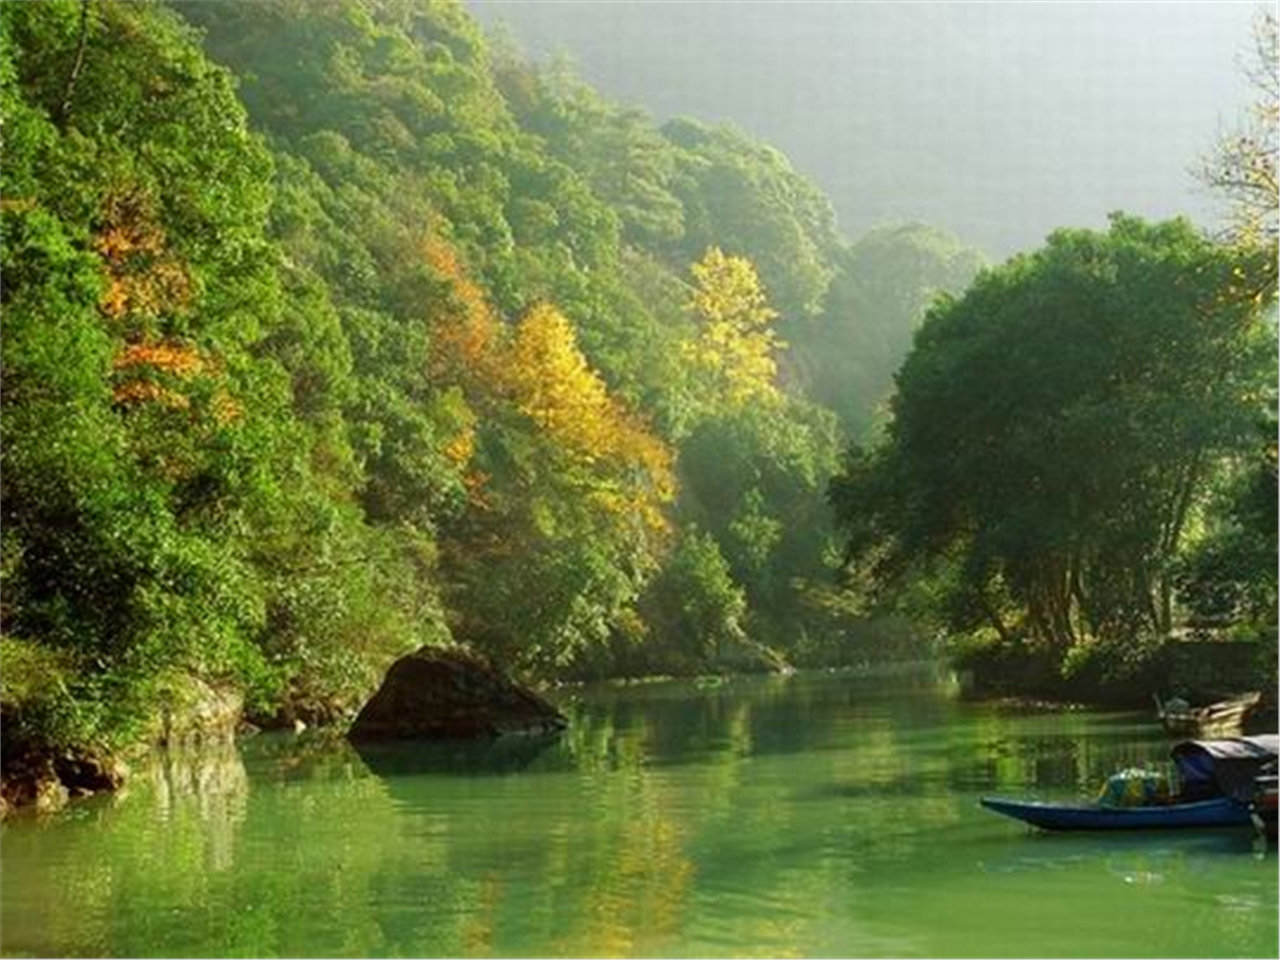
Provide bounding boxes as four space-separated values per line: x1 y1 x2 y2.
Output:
1172 735 1279 802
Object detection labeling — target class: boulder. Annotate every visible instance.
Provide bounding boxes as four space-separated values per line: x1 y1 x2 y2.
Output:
348 647 566 742
153 677 244 747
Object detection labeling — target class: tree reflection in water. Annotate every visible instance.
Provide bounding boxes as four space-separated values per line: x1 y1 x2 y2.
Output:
0 667 1274 958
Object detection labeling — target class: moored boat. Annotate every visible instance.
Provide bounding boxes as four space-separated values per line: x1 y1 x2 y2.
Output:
980 794 1250 830
1154 691 1261 738
981 734 1279 832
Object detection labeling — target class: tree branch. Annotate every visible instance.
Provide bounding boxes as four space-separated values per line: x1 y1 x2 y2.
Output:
54 0 92 128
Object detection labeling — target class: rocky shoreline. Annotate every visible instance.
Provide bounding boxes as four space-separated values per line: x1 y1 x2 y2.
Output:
1 646 565 819
0 742 128 819
0 674 244 820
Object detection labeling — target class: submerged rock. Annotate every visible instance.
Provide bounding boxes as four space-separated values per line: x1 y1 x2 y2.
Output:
1 672 236 818
347 647 566 742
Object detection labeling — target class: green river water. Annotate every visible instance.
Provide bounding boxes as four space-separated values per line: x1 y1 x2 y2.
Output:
2 666 1276 958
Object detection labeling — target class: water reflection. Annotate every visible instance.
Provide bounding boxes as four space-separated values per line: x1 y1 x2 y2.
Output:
351 732 563 779
1 666 1274 959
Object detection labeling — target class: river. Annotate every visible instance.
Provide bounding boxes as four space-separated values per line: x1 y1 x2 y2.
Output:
1 665 1276 957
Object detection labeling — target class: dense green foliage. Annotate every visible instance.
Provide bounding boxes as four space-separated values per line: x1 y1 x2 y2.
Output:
2 0 292 747
3 0 1271 767
1 0 932 758
832 214 1276 686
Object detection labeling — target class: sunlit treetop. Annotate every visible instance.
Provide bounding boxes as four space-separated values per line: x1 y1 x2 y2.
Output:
684 247 783 410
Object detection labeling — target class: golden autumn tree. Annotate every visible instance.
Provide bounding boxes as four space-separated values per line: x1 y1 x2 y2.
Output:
421 231 506 498
422 234 676 533
508 303 620 461
424 233 501 385
507 302 674 530
434 295 677 672
683 247 783 410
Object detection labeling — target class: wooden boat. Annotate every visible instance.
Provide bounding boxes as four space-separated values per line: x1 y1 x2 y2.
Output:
1154 691 1261 738
981 734 1278 832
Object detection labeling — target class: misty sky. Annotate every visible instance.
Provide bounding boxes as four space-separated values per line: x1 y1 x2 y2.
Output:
466 1 1261 260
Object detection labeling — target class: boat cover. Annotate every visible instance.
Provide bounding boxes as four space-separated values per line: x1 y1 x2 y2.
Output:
1172 735 1279 760
1171 735 1279 801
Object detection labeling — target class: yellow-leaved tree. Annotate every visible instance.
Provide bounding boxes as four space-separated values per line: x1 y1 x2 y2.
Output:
508 302 674 531
684 247 783 410
434 293 677 672
423 238 677 528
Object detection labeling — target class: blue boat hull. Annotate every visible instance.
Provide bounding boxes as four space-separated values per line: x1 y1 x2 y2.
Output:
980 795 1252 831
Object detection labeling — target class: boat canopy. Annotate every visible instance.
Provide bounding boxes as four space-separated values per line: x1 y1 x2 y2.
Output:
1171 735 1278 801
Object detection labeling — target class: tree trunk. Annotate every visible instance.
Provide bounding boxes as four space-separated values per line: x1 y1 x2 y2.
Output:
979 593 1014 645
54 0 92 128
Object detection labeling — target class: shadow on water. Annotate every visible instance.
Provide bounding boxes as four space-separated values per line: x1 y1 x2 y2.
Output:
350 732 565 779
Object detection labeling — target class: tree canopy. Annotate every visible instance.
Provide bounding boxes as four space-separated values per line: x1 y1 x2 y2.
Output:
832 214 1274 653
1198 8 1278 299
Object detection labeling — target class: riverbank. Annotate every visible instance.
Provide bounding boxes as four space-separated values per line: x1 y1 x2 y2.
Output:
1 647 573 819
6 631 1272 820
0 674 244 819
952 632 1277 712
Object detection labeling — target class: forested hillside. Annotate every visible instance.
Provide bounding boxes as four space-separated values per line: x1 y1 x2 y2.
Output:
1 0 980 757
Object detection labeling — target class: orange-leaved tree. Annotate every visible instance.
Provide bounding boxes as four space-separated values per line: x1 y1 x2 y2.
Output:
96 189 192 327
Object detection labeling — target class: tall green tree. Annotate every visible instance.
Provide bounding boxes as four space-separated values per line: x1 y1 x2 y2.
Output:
832 214 1274 650
1 0 295 744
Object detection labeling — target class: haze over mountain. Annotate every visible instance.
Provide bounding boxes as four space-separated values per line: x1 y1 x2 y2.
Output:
467 1 1259 259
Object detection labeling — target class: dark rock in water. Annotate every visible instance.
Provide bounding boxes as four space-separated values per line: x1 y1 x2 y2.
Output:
347 647 567 742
